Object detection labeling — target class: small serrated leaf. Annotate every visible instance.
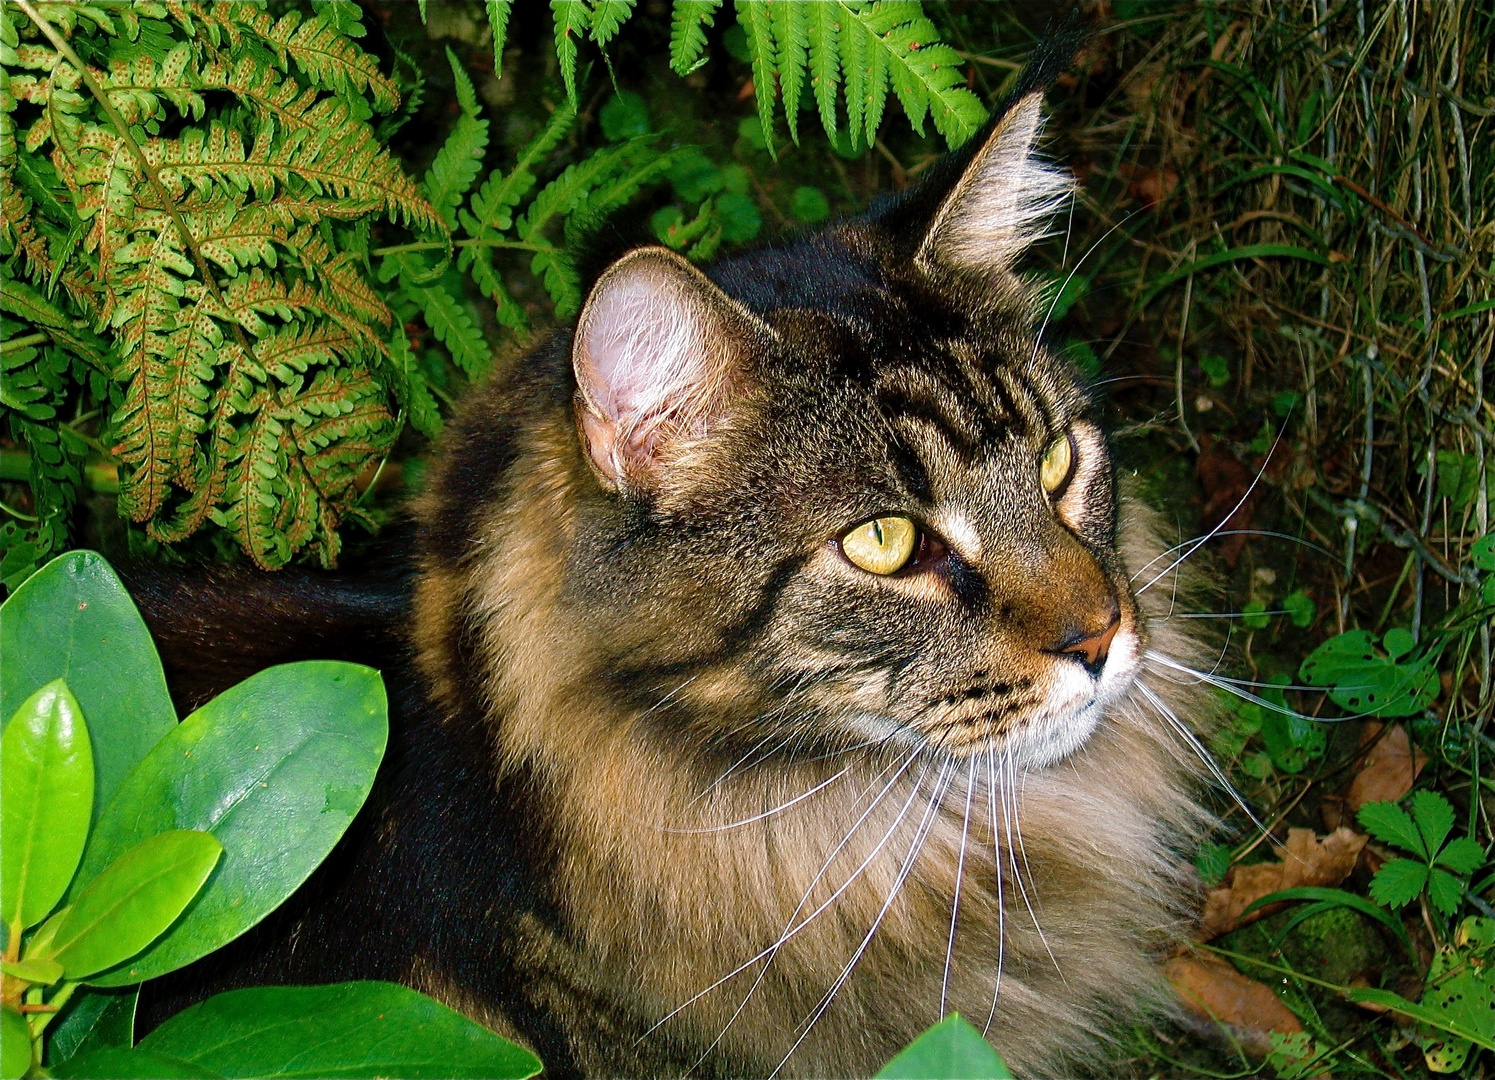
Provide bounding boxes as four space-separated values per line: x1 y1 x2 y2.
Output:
1411 790 1456 859
1425 867 1465 916
1434 837 1486 876
1368 858 1428 909
1357 801 1426 858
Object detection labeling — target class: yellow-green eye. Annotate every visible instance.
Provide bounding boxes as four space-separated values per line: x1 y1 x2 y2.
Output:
841 516 918 575
1040 434 1074 496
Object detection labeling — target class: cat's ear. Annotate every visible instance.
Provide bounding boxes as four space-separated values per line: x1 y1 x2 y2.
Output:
915 92 1071 279
572 247 770 493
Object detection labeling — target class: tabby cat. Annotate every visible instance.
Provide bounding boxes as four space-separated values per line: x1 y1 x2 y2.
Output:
136 75 1218 1079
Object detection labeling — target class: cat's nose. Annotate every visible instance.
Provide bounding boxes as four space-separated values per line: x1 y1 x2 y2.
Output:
1052 607 1121 675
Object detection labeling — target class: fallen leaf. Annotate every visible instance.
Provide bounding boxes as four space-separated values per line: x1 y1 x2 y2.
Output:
1166 953 1303 1055
1198 827 1368 940
1346 723 1428 812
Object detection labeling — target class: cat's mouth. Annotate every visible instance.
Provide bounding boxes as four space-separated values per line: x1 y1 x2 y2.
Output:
903 618 1142 766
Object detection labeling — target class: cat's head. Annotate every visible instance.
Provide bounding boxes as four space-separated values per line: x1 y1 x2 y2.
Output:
556 92 1138 772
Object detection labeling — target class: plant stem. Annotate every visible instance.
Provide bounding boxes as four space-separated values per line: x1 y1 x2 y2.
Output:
0 332 49 353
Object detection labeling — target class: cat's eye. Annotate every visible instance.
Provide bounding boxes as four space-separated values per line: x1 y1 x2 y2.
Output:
1039 434 1075 496
841 516 918 575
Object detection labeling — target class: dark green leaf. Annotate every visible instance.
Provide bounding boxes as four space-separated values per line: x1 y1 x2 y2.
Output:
47 830 222 981
1410 789 1455 857
1357 801 1425 857
599 92 650 141
1435 837 1486 876
0 552 176 840
139 982 542 1079
790 185 829 223
82 663 386 986
876 1014 1014 1079
1367 858 1428 909
46 987 138 1067
1300 629 1438 717
51 1046 221 1079
1426 868 1465 916
1282 589 1315 628
1471 534 1495 571
1346 987 1495 1052
3 680 93 930
716 191 762 243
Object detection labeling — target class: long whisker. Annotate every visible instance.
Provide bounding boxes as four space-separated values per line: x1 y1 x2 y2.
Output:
941 755 977 1019
982 749 1006 1036
771 760 956 1078
657 767 851 834
1129 530 1336 584
1132 679 1268 836
1032 212 1133 365
645 748 925 1043
1143 651 1353 721
1134 429 1286 596
1003 751 1062 979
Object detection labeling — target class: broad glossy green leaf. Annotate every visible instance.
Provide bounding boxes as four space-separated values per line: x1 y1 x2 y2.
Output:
47 987 138 1067
51 1046 221 1079
0 552 175 839
47 830 222 981
83 663 387 986
139 982 542 1078
1 1006 30 1080
876 1015 1015 1079
2 680 93 930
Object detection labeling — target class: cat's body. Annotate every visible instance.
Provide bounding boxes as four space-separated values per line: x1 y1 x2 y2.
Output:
135 77 1217 1079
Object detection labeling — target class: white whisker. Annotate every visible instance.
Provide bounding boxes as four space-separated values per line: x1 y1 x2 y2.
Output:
941 755 977 1019
659 767 850 834
1003 751 1062 979
982 749 1006 1035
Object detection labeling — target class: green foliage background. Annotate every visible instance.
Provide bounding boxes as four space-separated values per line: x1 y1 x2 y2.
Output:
2 2 1492 1077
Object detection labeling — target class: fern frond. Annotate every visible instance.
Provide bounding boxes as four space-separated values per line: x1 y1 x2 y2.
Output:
387 323 443 439
669 0 721 76
807 2 841 139
858 1 984 144
464 249 528 332
466 101 576 233
402 272 490 379
485 1 512 78
769 2 808 143
589 0 636 48
735 0 778 155
258 7 399 112
551 0 591 105
528 247 580 320
423 49 490 230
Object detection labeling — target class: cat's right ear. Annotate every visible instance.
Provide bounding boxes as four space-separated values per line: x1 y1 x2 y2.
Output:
572 247 771 495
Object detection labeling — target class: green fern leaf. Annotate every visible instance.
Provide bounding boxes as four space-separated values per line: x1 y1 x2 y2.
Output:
552 0 591 105
387 323 443 439
423 48 491 230
769 2 808 143
410 277 491 379
735 0 777 155
517 138 652 241
485 0 512 77
529 247 581 320
807 1 841 139
589 0 636 47
564 145 682 248
839 7 867 149
670 0 721 76
467 101 576 233
465 249 529 332
860 2 985 145
260 7 400 112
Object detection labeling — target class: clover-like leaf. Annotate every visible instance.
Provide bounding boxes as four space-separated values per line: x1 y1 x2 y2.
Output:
875 1014 1014 1079
1357 801 1426 858
1368 858 1428 909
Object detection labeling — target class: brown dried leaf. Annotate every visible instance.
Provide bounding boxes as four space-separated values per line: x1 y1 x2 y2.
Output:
1166 953 1303 1056
1198 827 1368 940
1196 436 1258 566
1346 723 1428 812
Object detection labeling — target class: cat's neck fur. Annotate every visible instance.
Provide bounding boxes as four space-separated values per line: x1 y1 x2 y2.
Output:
412 400 1213 1077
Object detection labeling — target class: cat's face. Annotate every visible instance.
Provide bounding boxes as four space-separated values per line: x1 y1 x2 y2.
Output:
567 94 1141 771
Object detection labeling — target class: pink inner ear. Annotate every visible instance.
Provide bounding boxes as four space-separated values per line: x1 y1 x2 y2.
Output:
573 252 736 488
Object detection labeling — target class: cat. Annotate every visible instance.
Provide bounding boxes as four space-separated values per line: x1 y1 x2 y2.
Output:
133 69 1220 1080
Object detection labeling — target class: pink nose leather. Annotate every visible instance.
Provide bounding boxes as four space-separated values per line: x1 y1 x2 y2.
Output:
1062 617 1120 668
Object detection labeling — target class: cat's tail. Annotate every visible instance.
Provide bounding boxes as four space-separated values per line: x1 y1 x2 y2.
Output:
122 538 412 713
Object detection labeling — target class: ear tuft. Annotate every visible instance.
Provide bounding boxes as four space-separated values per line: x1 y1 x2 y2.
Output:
573 248 766 493
916 93 1072 279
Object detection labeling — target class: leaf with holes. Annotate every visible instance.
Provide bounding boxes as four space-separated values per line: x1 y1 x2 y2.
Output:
1300 629 1438 717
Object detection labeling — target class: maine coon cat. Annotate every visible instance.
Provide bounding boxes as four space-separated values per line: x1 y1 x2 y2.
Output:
135 75 1220 1079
